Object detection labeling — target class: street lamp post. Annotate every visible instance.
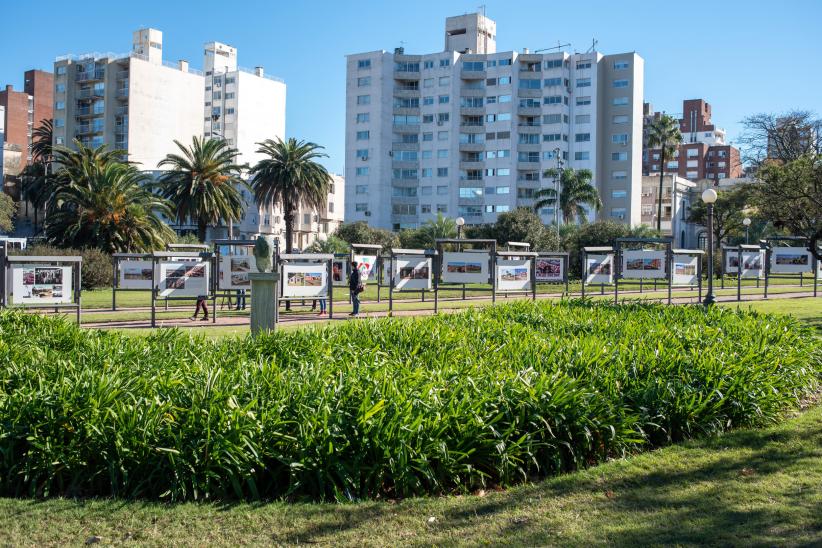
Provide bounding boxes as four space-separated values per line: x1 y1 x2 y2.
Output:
455 216 465 239
702 188 718 306
553 147 562 239
743 217 751 245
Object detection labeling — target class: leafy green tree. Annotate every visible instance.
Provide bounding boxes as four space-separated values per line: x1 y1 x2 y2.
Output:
646 114 682 231
467 208 559 251
157 137 247 243
399 213 458 249
535 168 602 224
334 221 400 250
46 163 175 253
561 221 660 277
0 193 16 233
753 155 822 260
250 138 331 255
306 234 350 254
687 186 753 247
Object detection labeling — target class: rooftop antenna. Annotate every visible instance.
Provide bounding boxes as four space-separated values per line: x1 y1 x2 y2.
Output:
586 38 599 53
478 4 486 16
535 40 571 54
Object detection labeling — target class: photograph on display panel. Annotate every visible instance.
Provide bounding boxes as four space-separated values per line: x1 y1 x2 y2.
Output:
496 259 530 291
535 257 564 282
441 251 490 284
157 261 210 298
353 255 377 282
740 251 764 278
218 255 259 290
622 250 666 279
770 247 813 274
332 259 349 286
393 256 432 290
671 255 699 286
585 254 613 284
725 250 739 274
119 260 154 290
11 265 73 305
282 263 328 298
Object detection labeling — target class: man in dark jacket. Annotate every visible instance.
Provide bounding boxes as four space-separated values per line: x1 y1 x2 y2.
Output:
348 261 361 316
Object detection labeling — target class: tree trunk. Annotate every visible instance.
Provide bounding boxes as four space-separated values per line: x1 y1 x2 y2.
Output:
197 217 208 243
283 209 294 311
657 149 665 232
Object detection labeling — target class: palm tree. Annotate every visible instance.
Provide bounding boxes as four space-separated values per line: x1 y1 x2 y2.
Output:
52 139 128 190
419 213 458 244
535 168 602 224
30 118 54 163
156 137 247 243
249 138 332 255
46 162 175 252
20 162 49 231
646 114 682 231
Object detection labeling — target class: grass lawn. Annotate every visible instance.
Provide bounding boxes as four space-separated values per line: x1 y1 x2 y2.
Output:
1 399 819 546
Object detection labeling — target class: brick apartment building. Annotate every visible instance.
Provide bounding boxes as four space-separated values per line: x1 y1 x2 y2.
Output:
643 98 742 182
0 69 53 167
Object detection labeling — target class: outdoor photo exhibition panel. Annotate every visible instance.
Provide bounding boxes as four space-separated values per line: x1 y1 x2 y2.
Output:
614 238 672 304
535 253 569 294
493 250 537 300
581 247 614 297
111 253 154 311
278 254 334 318
434 239 497 304
441 251 491 285
219 254 258 291
0 243 82 323
150 251 215 327
332 254 350 287
733 244 767 301
764 237 817 298
671 254 700 287
387 249 437 314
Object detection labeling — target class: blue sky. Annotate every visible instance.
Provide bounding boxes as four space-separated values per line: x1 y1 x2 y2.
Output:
2 0 820 173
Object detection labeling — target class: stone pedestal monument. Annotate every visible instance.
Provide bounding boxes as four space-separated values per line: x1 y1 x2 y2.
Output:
249 235 278 336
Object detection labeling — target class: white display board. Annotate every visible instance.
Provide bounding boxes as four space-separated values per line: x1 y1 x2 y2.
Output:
282 263 328 298
671 255 699 286
11 264 73 305
740 251 764 279
393 256 432 290
535 257 565 282
725 250 739 274
585 254 613 284
353 254 377 282
496 259 531 291
157 261 210 298
622 250 666 279
118 260 154 290
332 259 349 287
441 251 490 284
770 247 813 274
219 255 259 290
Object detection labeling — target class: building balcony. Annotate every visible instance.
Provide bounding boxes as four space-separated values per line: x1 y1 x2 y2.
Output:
76 70 105 82
459 87 485 98
391 160 419 170
517 143 541 152
460 69 486 80
393 70 420 80
459 142 485 152
116 70 129 80
76 89 105 100
459 124 485 134
393 88 420 98
115 140 128 150
75 108 100 118
391 141 420 151
517 88 542 99
392 107 420 116
517 161 541 170
517 122 542 130
392 123 420 133
459 161 484 170
115 105 128 116
517 106 542 116
116 88 129 98
391 178 420 187
459 107 485 117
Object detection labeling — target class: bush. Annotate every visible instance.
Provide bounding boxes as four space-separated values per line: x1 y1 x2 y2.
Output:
467 208 560 251
10 244 111 290
0 301 817 501
561 221 660 277
334 222 399 250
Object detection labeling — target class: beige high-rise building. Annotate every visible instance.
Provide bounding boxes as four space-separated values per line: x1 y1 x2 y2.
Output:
345 12 645 229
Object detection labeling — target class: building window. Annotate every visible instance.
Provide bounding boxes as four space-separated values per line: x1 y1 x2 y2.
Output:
575 133 591 142
356 149 369 159
421 186 432 195
355 167 369 176
435 186 447 195
423 78 434 88
355 185 368 194
613 79 629 88
422 168 433 177
544 95 562 105
440 58 451 67
575 151 590 161
576 96 592 106
55 101 65 110
576 78 591 88
463 61 484 71
421 204 432 214
439 76 450 86
543 134 562 142
356 130 370 140
56 65 67 75
498 76 511 85
438 95 449 104
611 152 628 161
422 132 433 141
612 96 629 106
423 96 434 105
437 149 449 158
612 133 628 144
576 61 592 70
356 113 370 123
437 130 448 141
498 94 512 103
392 204 417 215
422 150 433 159
437 167 448 177
459 187 483 199
574 114 591 124
54 118 65 128
610 207 627 218
356 95 370 105
357 76 371 87
355 203 368 212
612 115 629 124
357 59 371 69
612 170 627 180
519 79 541 90
613 60 629 70
423 60 434 69
543 77 562 87
225 92 235 99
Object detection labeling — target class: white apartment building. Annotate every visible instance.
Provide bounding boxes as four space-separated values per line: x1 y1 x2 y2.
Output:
0 106 5 186
345 13 644 230
53 29 203 171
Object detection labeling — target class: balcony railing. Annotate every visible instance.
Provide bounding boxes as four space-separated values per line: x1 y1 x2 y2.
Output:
76 70 105 82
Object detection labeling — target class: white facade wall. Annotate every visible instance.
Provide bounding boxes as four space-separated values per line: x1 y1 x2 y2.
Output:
0 106 5 186
345 26 645 230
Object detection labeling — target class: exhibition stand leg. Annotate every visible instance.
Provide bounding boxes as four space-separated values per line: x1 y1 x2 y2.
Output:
249 272 279 336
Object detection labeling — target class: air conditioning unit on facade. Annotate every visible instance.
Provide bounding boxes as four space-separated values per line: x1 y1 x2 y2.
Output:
364 211 372 217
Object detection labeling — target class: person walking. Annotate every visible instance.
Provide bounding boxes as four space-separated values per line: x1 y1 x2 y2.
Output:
317 297 327 316
235 289 246 311
190 294 209 321
348 260 362 317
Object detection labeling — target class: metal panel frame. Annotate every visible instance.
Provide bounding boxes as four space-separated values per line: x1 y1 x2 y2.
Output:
435 238 497 308
278 253 334 319
614 237 673 305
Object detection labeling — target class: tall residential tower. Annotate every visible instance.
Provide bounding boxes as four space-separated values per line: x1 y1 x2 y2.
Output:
345 13 644 229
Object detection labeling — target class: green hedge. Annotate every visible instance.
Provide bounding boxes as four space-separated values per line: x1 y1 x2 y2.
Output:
0 300 818 501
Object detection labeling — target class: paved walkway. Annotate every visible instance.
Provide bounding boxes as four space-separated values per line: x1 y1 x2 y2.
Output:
80 289 819 331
